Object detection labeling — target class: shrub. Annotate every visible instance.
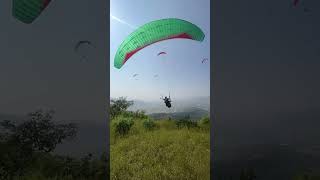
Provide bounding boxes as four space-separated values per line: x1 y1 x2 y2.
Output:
143 119 156 131
133 110 148 119
121 110 148 119
175 116 198 129
198 116 210 130
113 117 134 136
199 116 210 125
157 119 176 130
120 111 131 118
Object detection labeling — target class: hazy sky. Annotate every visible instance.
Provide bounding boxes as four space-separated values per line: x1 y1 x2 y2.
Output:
110 0 210 101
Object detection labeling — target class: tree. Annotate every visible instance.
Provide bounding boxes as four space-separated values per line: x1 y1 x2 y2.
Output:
0 109 77 153
0 109 78 178
110 97 134 119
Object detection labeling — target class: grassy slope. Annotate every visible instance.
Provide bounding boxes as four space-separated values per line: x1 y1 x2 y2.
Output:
110 118 210 180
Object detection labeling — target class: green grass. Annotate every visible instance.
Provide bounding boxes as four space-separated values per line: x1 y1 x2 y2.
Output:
110 117 210 180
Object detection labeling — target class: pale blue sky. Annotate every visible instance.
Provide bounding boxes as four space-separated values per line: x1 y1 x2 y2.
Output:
110 0 210 101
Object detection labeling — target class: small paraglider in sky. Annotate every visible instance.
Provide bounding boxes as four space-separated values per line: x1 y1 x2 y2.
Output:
157 52 167 56
75 41 94 52
132 74 139 80
202 58 208 64
74 41 96 61
154 74 158 78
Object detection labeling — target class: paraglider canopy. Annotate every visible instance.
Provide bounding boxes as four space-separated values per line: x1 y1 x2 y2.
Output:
74 41 94 52
202 58 208 64
12 0 52 24
114 18 205 69
157 52 167 56
74 41 95 61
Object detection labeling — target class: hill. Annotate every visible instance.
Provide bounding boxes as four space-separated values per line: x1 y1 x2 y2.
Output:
124 96 210 114
149 107 209 121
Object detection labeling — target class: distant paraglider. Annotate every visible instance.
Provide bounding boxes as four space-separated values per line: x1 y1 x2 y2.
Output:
74 41 95 61
154 74 158 78
131 74 139 80
202 58 208 64
12 0 53 24
114 18 205 69
157 52 167 56
75 41 94 51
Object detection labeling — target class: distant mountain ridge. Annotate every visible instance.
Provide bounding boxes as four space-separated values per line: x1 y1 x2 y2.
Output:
0 113 25 122
149 107 209 121
115 96 210 114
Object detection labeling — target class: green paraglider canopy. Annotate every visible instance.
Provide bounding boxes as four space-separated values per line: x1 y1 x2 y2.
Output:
114 18 205 69
12 0 52 24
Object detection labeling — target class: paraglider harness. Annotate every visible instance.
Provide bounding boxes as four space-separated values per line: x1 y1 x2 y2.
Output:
161 94 172 108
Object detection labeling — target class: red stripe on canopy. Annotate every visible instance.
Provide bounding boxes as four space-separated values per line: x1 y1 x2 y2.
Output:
123 33 193 65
